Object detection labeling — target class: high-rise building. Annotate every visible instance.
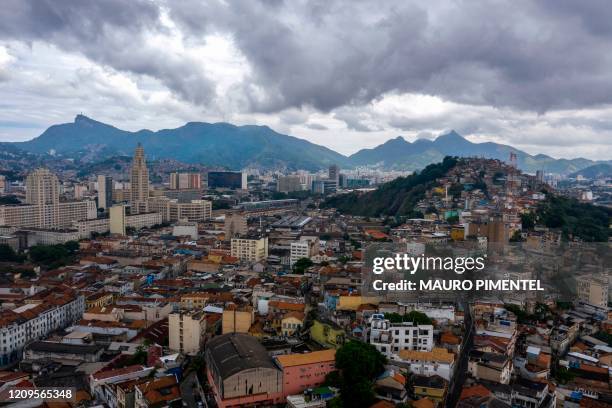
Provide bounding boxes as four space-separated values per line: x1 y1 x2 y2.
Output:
97 175 113 210
328 164 340 185
207 171 247 190
169 311 206 355
231 236 268 262
109 205 126 235
224 212 248 239
130 144 150 205
169 172 202 190
277 175 302 193
1 168 96 229
26 168 59 205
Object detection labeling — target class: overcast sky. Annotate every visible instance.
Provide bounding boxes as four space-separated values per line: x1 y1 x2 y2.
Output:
0 0 611 160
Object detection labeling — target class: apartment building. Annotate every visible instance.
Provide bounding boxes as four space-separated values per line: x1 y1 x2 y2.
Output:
369 317 434 358
146 197 212 223
169 172 201 190
168 310 206 355
277 175 302 193
231 236 268 262
577 275 609 308
0 200 97 229
0 289 85 366
290 236 320 266
397 348 455 381
224 212 248 239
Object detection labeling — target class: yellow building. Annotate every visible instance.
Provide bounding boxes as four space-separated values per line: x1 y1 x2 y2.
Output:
86 292 114 309
180 293 210 310
230 237 268 262
450 226 465 241
222 306 255 334
281 312 305 336
412 375 448 403
337 295 380 311
310 319 345 349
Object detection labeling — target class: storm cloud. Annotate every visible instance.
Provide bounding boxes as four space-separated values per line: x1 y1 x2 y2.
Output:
0 0 611 159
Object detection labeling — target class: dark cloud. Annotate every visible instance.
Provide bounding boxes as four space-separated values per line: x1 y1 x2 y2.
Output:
167 0 612 113
0 0 214 105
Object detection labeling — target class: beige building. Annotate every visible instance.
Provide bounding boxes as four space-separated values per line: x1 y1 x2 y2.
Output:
147 198 211 223
231 236 268 262
130 144 150 206
21 228 81 246
577 275 609 308
170 172 202 190
1 168 97 229
26 168 59 205
110 205 127 235
277 175 302 193
169 310 206 355
222 306 255 334
73 218 111 238
224 212 248 239
0 200 96 229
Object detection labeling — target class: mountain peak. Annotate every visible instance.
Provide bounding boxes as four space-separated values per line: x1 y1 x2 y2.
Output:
75 114 93 123
437 130 465 141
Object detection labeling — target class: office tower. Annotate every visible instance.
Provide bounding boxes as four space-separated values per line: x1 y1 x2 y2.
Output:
0 175 6 193
207 171 247 190
130 144 150 205
170 172 202 190
109 205 126 235
277 175 302 193
536 170 544 183
328 164 339 185
26 168 59 205
97 175 113 210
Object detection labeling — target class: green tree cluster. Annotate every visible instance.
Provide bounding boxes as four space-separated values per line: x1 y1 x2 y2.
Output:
293 257 314 274
332 341 387 407
536 195 610 242
29 241 79 269
322 157 459 217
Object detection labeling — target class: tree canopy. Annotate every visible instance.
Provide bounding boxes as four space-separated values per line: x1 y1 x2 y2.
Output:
334 340 387 407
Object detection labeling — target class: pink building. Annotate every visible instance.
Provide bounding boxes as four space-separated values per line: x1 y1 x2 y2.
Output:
275 349 337 397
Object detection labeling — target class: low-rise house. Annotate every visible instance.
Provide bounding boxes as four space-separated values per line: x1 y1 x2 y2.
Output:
281 311 304 336
374 370 407 403
310 319 345 349
468 351 512 384
134 375 181 408
412 374 448 403
397 348 455 381
275 349 336 397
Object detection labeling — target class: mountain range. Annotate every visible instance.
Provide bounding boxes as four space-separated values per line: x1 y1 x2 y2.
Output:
349 131 604 173
10 115 609 174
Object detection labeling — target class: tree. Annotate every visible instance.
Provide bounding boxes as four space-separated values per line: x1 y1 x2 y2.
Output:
0 244 21 262
446 215 459 224
335 340 387 407
509 230 523 242
293 257 314 274
520 212 535 230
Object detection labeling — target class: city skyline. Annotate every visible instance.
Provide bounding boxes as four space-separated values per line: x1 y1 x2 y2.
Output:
1 1 612 160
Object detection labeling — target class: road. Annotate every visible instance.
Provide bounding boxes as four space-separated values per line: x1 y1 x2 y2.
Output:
445 300 474 408
180 371 205 408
